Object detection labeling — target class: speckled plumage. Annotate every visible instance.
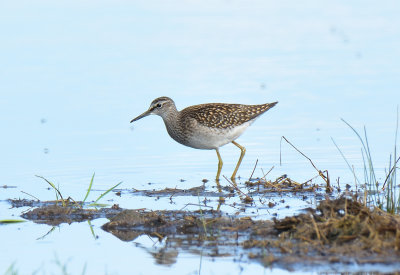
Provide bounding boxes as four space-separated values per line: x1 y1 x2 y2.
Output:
181 102 277 129
131 96 278 181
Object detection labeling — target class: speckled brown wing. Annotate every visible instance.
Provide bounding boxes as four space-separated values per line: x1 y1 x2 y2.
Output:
180 102 278 129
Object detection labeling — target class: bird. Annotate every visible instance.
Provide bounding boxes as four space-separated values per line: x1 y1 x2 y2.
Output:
130 97 277 182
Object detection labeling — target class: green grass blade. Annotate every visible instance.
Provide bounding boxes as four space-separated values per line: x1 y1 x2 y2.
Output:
394 107 399 211
331 137 361 185
37 226 57 240
36 175 66 207
81 262 87 275
0 219 26 224
87 203 109 208
393 107 399 211
386 156 393 213
83 173 95 204
197 192 207 237
341 118 368 152
341 119 371 171
93 182 122 204
87 220 97 240
361 149 378 206
341 119 379 203
4 263 18 275
363 126 377 187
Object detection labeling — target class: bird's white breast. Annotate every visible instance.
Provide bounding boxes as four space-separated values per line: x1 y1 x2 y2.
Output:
185 120 254 150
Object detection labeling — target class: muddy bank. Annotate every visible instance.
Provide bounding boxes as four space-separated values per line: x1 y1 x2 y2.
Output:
21 204 122 226
254 196 400 267
15 185 400 269
100 196 400 268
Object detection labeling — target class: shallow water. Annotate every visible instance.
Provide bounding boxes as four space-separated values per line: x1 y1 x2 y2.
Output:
1 0 399 274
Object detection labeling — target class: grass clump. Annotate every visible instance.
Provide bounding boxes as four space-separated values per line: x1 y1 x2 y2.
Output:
333 112 399 214
35 173 122 208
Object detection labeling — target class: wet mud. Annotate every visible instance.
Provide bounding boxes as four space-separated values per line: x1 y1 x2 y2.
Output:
12 177 400 270
99 196 400 268
132 185 225 197
21 204 122 226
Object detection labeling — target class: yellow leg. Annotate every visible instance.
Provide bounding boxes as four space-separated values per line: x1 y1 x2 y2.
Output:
231 140 246 180
215 148 223 180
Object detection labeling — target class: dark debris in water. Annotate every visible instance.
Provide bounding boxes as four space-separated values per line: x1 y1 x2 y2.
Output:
1 185 17 189
131 185 234 198
246 174 321 193
131 174 320 201
9 198 53 208
21 204 122 226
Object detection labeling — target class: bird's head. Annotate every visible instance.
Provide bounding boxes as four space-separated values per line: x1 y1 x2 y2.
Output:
130 97 176 122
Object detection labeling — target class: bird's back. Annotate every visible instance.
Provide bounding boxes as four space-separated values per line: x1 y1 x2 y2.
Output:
180 102 278 129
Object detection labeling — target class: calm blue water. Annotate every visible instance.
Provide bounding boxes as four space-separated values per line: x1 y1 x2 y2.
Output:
1 1 399 274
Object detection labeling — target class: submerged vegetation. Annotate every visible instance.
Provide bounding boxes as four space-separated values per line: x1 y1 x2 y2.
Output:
3 256 88 275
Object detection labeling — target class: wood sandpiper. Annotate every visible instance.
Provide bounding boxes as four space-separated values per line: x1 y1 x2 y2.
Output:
130 97 277 182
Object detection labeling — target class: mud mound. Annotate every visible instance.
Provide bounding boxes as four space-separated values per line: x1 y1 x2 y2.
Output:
273 196 400 257
22 204 121 226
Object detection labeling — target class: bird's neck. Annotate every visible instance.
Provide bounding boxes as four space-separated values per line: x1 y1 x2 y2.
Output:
161 106 180 130
161 106 186 143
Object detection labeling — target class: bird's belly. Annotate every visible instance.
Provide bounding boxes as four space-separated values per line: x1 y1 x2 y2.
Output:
184 122 252 150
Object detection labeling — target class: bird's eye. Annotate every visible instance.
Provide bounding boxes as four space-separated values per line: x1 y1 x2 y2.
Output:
156 103 162 108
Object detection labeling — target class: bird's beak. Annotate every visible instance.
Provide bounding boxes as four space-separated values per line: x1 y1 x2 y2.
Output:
130 109 152 123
